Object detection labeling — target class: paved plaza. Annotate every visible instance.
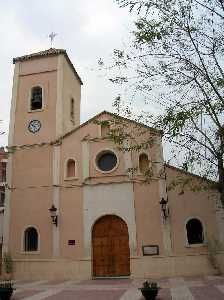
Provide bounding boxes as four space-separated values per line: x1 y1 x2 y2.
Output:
11 275 224 300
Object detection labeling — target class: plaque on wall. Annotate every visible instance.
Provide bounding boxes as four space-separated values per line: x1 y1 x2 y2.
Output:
142 245 159 256
68 240 76 246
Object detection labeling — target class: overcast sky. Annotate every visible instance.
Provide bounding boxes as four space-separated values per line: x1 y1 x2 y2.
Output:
0 0 137 146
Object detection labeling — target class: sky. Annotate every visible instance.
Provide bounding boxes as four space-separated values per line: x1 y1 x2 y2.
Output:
0 0 137 146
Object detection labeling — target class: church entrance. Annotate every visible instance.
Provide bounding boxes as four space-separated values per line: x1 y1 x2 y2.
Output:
92 215 130 277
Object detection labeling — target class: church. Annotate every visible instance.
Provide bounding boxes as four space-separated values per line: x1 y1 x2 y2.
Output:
3 48 224 280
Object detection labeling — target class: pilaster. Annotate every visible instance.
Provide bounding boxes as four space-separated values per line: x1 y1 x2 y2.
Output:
56 55 64 138
8 62 19 146
52 144 61 257
123 140 133 177
82 140 90 181
155 135 172 255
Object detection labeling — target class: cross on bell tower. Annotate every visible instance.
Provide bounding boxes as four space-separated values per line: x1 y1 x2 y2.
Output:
48 32 58 48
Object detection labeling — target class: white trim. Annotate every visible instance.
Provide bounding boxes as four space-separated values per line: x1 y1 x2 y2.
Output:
64 157 78 180
94 149 119 174
20 251 40 255
8 62 19 146
184 216 206 247
83 182 137 258
21 225 40 253
28 84 45 112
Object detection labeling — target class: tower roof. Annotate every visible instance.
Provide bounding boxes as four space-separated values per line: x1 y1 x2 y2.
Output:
13 48 83 85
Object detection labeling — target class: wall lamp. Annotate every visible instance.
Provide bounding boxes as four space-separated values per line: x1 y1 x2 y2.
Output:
49 204 58 226
159 197 169 219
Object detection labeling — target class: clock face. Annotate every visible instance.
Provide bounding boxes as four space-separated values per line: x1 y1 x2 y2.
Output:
28 120 41 133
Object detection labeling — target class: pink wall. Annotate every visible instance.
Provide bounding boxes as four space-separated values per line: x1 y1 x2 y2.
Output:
166 166 218 255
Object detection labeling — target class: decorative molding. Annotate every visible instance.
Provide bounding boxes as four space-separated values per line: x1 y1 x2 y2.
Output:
21 225 40 253
64 157 78 180
94 149 119 174
28 84 45 113
184 216 207 247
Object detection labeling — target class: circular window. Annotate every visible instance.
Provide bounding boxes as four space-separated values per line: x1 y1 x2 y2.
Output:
96 151 118 172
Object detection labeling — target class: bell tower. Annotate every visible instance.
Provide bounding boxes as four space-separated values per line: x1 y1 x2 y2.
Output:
3 49 83 255
8 48 82 147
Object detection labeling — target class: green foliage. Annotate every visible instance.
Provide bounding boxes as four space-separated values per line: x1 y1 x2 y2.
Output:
135 19 165 43
0 281 14 289
141 281 160 290
103 0 224 204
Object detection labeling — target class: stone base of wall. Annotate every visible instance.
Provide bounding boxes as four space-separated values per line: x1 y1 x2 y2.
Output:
131 254 217 278
214 252 224 274
12 254 217 280
12 259 92 280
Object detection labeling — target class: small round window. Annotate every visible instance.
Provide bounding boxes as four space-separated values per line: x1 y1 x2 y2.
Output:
96 151 118 172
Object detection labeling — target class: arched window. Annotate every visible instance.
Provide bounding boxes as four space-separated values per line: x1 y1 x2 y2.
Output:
30 86 42 110
24 227 38 251
139 153 149 174
70 98 75 123
66 159 76 178
186 218 204 245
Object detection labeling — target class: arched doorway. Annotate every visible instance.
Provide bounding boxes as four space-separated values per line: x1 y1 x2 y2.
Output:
92 215 130 277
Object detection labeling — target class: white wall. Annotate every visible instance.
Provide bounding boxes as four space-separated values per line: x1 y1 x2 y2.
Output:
83 182 137 257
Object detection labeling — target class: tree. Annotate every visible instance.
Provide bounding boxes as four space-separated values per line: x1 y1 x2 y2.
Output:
103 0 224 206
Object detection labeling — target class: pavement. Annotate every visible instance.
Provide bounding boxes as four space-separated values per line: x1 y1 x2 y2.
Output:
11 275 224 300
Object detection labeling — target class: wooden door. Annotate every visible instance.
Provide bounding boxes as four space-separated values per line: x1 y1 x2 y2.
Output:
92 215 130 277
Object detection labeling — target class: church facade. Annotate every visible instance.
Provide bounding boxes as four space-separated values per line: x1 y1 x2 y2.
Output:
3 48 224 280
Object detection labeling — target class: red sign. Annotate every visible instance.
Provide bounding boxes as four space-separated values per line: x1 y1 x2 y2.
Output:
68 240 76 246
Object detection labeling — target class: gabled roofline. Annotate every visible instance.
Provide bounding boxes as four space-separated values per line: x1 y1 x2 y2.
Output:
165 163 217 185
61 110 162 140
13 48 83 85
